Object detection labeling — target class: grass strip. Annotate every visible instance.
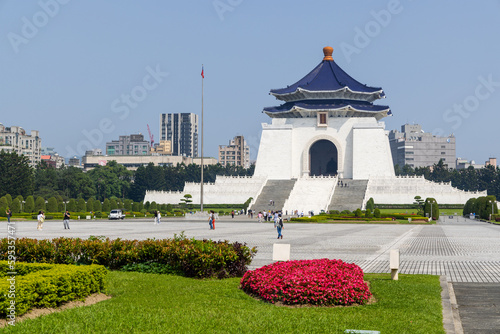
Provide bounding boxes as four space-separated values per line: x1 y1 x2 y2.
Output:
2 272 444 334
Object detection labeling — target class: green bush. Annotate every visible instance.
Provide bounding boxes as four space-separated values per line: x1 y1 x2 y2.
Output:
0 236 257 279
0 262 107 317
354 209 363 218
366 198 375 211
374 208 381 218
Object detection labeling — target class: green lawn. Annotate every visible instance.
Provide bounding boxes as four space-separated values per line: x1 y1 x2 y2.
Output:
2 272 444 334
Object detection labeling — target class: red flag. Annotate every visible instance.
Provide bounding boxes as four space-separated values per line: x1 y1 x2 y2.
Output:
201 65 204 78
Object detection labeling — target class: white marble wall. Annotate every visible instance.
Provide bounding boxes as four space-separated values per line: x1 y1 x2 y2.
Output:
253 117 394 180
144 176 266 205
364 176 486 205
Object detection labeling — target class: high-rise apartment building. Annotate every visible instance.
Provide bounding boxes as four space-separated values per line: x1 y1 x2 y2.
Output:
106 134 150 156
160 113 198 157
0 123 41 166
389 124 456 168
219 135 250 168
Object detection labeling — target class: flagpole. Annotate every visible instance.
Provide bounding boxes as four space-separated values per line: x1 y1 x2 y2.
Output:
200 65 204 213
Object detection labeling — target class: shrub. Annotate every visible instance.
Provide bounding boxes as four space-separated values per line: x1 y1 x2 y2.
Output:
0 262 107 317
354 209 363 218
240 259 371 306
365 209 373 218
366 198 375 211
329 210 340 215
0 236 257 279
374 208 381 218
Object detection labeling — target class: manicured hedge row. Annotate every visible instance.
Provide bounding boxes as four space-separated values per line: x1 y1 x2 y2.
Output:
0 262 107 317
0 236 257 279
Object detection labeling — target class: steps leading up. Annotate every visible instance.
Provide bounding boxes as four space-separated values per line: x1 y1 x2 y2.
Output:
328 179 368 212
250 179 297 212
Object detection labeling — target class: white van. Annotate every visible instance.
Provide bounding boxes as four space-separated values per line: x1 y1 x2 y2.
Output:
108 209 125 220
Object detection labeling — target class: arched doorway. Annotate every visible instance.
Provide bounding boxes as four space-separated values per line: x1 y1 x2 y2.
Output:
309 140 338 176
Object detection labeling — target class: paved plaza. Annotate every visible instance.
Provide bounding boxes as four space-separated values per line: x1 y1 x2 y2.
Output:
7 215 500 283
5 215 500 333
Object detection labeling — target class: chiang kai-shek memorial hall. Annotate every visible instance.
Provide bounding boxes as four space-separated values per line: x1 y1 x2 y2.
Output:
145 47 485 212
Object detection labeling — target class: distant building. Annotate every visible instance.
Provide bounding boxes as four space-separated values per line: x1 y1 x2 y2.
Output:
456 157 497 170
68 156 81 167
218 135 250 168
389 124 455 168
85 148 103 156
106 134 150 156
151 140 172 155
0 123 41 167
160 113 198 157
82 154 217 171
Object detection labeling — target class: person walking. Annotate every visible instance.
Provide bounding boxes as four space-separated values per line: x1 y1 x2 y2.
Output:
276 214 283 239
208 210 215 230
63 210 70 229
157 211 161 224
258 211 263 223
6 209 12 223
231 210 234 218
37 210 45 230
153 210 158 224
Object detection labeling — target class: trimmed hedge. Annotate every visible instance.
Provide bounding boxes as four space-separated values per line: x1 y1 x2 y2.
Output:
0 236 257 279
0 262 107 317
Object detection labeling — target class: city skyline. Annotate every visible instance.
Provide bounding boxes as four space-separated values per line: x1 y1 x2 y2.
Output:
1 1 500 162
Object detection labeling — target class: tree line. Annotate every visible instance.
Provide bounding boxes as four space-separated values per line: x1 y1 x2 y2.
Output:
0 151 255 203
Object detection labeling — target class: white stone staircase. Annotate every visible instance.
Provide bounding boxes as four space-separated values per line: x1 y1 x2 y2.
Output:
283 176 337 214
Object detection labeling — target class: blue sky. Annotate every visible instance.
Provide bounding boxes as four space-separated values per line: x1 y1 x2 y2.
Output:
1 0 500 164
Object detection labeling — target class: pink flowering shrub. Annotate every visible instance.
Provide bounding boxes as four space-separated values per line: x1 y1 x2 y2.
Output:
240 259 371 306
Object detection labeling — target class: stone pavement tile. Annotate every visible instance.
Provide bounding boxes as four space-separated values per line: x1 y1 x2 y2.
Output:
453 283 500 334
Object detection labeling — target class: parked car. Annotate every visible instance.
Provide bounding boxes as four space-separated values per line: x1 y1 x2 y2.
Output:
108 209 125 220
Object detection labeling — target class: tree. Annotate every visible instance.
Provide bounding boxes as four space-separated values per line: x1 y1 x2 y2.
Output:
47 197 58 212
11 198 21 214
35 196 46 212
109 199 118 210
365 208 373 218
414 196 425 215
424 198 439 220
5 194 12 207
124 199 133 211
86 198 94 212
77 198 87 212
0 197 8 210
354 208 363 218
93 200 102 212
149 201 157 211
0 151 34 197
67 199 77 212
366 198 374 211
25 196 35 213
132 202 140 212
180 194 193 209
102 199 110 212
374 208 381 218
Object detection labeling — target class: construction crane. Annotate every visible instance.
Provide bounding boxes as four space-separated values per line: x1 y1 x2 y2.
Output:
147 124 154 146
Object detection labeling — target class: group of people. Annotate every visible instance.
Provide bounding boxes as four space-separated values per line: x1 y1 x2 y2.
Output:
153 210 162 224
338 180 349 187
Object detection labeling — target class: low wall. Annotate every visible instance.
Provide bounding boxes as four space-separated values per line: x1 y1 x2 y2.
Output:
365 176 486 205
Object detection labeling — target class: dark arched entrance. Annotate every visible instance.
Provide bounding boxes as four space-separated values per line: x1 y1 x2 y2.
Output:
309 140 338 176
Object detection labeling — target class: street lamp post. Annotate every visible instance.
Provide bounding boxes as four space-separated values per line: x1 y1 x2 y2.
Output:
490 200 494 221
21 200 25 213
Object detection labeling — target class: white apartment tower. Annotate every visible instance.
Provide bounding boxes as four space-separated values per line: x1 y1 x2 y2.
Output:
0 123 42 166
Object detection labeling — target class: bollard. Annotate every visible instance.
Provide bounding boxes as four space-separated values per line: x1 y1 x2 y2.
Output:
390 249 399 280
272 244 290 261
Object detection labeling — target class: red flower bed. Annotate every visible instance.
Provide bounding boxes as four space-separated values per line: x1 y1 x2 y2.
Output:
240 259 371 306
